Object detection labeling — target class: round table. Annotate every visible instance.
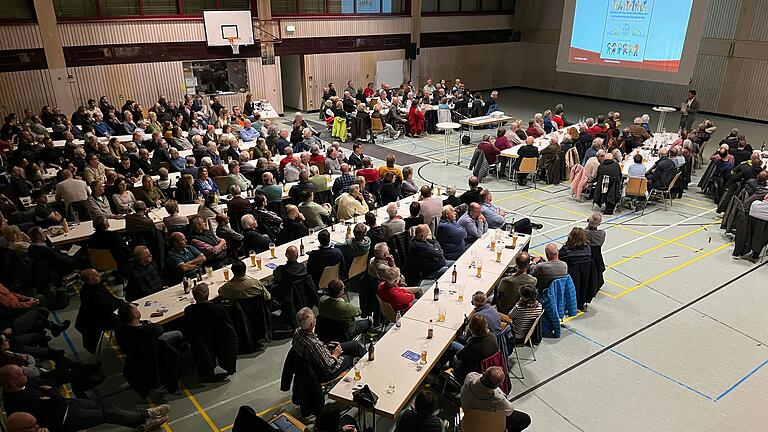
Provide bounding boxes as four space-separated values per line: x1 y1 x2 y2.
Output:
652 106 677 133
437 122 461 166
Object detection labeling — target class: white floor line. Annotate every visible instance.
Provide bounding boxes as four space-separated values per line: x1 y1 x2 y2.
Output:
602 208 715 254
167 378 282 425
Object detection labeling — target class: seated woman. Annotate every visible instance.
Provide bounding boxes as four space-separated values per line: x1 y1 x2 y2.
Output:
322 99 335 128
559 227 594 311
175 174 197 204
401 166 418 197
371 104 401 139
453 314 498 383
111 178 136 214
379 172 401 205
509 285 543 343
194 166 219 197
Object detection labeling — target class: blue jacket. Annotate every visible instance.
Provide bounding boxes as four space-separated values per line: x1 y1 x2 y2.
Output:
546 275 578 320
93 121 114 137
435 219 467 260
240 127 259 142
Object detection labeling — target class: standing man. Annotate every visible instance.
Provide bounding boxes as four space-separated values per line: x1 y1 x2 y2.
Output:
679 89 699 132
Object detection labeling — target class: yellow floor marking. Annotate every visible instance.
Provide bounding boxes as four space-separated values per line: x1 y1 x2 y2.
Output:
517 195 590 218
183 386 221 432
606 224 716 269
605 279 631 290
615 225 700 252
672 200 716 212
562 311 585 323
609 242 733 299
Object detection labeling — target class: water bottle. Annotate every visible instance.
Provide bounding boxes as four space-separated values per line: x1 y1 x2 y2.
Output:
395 310 402 328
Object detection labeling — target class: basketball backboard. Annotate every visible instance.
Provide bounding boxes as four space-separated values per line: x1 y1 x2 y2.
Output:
203 10 255 47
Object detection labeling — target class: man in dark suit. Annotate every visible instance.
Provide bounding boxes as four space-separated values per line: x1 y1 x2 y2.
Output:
75 269 124 354
679 89 700 132
513 136 540 186
184 283 238 382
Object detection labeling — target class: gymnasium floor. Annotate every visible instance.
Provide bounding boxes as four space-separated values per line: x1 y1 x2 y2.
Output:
52 89 768 431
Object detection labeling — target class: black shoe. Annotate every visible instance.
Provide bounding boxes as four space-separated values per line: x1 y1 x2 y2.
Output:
51 320 71 337
531 223 543 230
200 373 230 383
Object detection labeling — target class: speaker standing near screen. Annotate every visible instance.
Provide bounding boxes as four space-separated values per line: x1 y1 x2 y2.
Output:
679 90 700 133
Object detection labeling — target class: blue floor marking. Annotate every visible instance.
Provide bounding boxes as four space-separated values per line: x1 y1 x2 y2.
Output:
715 359 768 401
564 327 714 401
51 310 82 363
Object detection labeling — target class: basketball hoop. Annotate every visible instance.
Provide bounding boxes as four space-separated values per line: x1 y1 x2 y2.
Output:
227 36 241 55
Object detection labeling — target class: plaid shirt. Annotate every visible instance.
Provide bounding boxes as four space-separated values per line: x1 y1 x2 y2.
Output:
332 174 356 196
129 260 164 298
291 329 340 377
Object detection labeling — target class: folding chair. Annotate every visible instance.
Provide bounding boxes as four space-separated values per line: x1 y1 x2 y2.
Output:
460 409 507 432
509 310 544 380
87 248 124 289
309 160 325 175
376 295 397 326
513 157 538 190
371 117 388 143
346 254 368 280
623 176 648 211
317 263 340 292
643 171 682 215
214 176 229 194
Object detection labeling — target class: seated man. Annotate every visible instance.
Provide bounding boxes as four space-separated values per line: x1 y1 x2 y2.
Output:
626 153 647 178
377 267 419 314
436 205 467 260
273 246 318 313
584 150 605 184
215 213 244 253
381 202 406 239
460 367 531 432
126 245 164 301
288 169 315 204
335 184 369 220
306 229 346 287
0 364 170 431
410 224 451 280
530 243 568 291
189 215 228 268
219 260 272 301
88 215 132 274
495 252 537 314
298 190 332 229
417 185 443 224
336 223 371 270
459 176 483 205
453 314 498 383
184 283 238 382
457 202 488 245
479 189 507 229
645 147 678 191
291 307 366 381
166 231 206 279
318 279 370 339
75 269 123 354
240 214 271 253
470 291 502 334
31 191 63 227
368 242 407 284
132 175 166 208
277 204 309 244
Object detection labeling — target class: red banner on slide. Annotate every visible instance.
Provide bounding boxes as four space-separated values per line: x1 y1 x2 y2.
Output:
568 47 680 73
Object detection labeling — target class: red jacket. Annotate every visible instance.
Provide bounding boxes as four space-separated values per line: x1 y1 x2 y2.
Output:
493 136 511 151
552 115 565 129
478 140 501 164
377 282 415 314
526 127 542 139
587 125 608 136
279 156 292 171
357 168 380 183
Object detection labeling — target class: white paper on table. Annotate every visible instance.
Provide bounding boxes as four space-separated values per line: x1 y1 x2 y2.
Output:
66 244 81 256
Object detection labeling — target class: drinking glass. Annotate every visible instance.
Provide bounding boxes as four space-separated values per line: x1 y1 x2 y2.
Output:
476 258 483 278
470 250 477 268
223 267 230 281
249 250 256 267
353 357 362 381
205 266 213 279
256 255 263 270
269 242 276 258
437 306 446 322
420 342 428 365
386 381 396 395
308 227 315 243
458 284 465 302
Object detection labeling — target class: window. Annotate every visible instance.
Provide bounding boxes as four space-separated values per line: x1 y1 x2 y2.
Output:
54 0 252 19
0 0 36 21
423 0 514 13
183 60 249 94
272 0 408 15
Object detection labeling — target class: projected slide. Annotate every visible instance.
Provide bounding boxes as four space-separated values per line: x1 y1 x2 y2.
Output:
568 0 694 73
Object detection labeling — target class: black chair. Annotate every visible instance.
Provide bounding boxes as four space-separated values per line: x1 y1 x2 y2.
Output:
315 315 351 343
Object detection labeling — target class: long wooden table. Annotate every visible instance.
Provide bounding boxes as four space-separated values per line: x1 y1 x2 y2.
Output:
329 231 529 418
460 114 514 142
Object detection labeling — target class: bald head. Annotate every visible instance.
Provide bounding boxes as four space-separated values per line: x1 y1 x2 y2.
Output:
6 412 39 432
286 245 298 262
80 268 100 285
415 224 430 240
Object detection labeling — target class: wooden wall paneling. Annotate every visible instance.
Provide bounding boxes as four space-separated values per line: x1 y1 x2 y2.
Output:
58 21 207 47
303 49 403 111
421 14 513 33
730 58 768 119
0 24 43 50
279 17 409 39
0 70 55 116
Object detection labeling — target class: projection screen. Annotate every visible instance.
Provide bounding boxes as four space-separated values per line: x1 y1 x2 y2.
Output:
556 0 710 84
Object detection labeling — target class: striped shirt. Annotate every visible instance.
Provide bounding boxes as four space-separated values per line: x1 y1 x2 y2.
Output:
509 302 543 341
